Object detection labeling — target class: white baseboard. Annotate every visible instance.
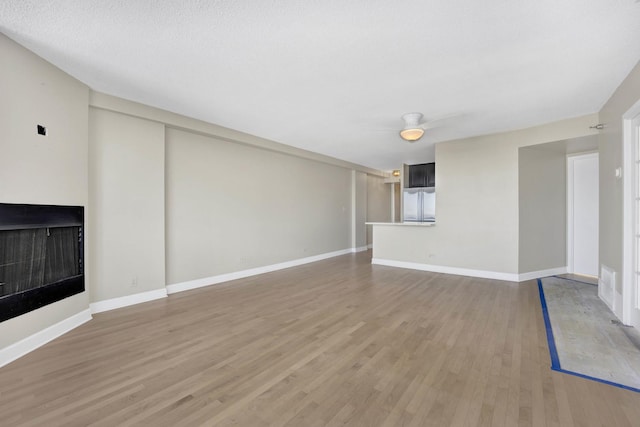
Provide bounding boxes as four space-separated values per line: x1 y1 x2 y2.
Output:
599 281 614 311
0 309 92 369
518 267 567 282
599 265 617 315
90 288 168 314
366 244 373 249
371 258 519 281
167 248 354 294
353 246 369 253
613 289 624 321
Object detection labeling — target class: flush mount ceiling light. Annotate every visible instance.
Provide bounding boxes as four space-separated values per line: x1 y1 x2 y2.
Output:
399 113 425 142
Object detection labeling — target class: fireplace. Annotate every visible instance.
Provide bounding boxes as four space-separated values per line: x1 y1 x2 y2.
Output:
0 203 84 322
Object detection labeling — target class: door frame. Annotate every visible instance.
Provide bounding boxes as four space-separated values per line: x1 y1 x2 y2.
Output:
567 152 599 275
622 99 640 328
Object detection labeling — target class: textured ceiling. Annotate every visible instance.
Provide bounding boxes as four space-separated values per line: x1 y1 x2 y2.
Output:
1 1 640 171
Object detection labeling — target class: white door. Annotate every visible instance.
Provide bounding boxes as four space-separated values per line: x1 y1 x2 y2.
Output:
625 107 640 328
568 153 599 277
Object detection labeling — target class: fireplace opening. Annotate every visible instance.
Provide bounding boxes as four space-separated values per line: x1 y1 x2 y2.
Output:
0 203 84 322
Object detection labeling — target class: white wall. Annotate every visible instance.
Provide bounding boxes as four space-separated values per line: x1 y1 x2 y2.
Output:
518 146 567 273
89 108 166 302
0 34 89 349
165 127 353 284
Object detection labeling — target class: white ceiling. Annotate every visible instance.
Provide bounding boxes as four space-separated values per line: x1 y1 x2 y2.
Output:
2 1 640 171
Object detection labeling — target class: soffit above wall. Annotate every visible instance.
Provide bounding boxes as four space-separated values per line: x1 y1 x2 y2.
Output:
89 91 388 177
523 134 599 155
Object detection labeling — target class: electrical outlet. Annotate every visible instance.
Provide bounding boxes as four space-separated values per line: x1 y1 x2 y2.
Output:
131 277 138 288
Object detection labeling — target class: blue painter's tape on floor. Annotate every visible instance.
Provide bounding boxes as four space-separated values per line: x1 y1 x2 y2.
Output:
537 278 561 370
537 278 640 393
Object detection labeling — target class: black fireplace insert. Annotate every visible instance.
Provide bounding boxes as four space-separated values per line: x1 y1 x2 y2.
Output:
0 203 84 322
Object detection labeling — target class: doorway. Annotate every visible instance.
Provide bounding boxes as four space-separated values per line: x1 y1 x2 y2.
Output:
567 153 599 277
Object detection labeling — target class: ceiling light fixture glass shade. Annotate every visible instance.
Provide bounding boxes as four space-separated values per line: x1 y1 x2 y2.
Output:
400 128 424 141
400 112 425 141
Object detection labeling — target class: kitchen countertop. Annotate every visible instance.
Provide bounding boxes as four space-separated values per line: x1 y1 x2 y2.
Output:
365 222 436 227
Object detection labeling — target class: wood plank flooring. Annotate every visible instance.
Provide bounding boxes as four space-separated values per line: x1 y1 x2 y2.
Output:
1 251 639 426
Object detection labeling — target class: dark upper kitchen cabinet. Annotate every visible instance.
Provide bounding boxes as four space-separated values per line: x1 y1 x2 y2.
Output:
425 163 435 187
408 164 425 188
408 163 435 188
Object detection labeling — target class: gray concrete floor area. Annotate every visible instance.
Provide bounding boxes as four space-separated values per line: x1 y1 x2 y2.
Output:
541 276 640 391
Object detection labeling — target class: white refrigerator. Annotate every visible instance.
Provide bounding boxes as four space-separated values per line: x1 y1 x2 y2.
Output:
403 188 436 222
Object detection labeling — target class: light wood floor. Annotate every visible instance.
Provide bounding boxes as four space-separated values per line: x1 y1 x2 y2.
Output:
1 252 639 426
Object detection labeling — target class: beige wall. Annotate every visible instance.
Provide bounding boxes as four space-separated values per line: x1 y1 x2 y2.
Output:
89 109 166 302
0 34 89 348
87 94 371 294
599 60 640 293
393 182 401 222
165 128 353 284
373 115 598 275
366 175 392 245
518 146 566 273
352 171 368 249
